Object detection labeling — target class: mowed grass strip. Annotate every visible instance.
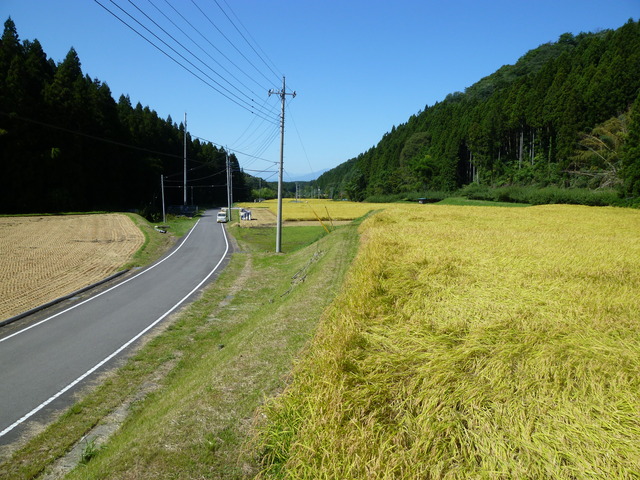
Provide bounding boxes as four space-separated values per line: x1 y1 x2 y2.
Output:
0 221 360 479
62 224 359 479
256 204 640 479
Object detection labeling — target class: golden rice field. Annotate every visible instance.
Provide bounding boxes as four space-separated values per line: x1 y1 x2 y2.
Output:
237 198 382 222
0 214 144 320
257 204 640 479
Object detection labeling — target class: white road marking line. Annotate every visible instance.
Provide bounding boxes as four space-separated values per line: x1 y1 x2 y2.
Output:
0 219 201 344
0 221 228 438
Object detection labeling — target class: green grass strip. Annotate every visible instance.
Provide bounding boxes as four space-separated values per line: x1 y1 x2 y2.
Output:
0 221 360 479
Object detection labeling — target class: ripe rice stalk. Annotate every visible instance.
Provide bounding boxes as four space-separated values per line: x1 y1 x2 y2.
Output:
239 199 383 221
256 204 640 479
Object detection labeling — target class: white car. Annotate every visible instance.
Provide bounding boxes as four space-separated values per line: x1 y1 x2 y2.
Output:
216 211 228 223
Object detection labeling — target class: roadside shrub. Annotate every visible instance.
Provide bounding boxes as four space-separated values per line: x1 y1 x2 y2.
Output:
365 190 450 203
458 183 492 200
363 193 406 203
459 184 621 206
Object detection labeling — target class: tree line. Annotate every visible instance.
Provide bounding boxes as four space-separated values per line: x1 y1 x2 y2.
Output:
0 17 249 215
317 20 640 203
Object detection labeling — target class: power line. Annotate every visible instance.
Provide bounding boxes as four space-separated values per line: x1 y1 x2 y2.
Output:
190 134 278 165
190 0 277 89
250 126 280 160
94 0 277 124
94 0 288 178
1 111 250 185
2 110 183 161
232 95 280 148
233 121 279 158
214 0 282 83
155 0 271 97
286 101 316 177
126 0 258 106
242 168 277 174
220 0 282 82
115 0 275 119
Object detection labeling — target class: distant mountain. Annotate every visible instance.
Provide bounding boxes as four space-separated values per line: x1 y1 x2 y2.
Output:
286 169 330 182
316 20 640 201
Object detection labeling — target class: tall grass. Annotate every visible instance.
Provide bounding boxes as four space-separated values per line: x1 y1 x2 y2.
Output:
257 204 640 479
460 183 622 206
364 190 449 204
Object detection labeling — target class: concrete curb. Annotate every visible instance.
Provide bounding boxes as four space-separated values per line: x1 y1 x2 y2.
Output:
0 270 130 328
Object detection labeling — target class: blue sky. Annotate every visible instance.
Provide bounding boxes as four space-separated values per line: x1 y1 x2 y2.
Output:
2 1 638 181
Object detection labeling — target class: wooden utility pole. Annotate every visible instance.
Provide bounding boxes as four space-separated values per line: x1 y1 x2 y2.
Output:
226 148 232 220
269 76 296 253
161 174 166 223
183 112 187 205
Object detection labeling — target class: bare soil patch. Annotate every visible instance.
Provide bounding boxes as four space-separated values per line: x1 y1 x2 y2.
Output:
0 214 144 321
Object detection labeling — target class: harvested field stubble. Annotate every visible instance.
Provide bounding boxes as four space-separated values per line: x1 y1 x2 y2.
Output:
0 214 144 320
258 204 640 479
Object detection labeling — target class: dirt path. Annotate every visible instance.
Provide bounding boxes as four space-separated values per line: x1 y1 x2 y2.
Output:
0 214 144 321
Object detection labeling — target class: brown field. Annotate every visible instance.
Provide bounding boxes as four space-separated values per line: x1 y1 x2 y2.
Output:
0 214 145 321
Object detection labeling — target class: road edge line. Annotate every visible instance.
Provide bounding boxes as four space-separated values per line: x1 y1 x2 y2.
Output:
0 221 229 439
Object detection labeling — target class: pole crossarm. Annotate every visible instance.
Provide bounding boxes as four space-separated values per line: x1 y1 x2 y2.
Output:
268 76 296 253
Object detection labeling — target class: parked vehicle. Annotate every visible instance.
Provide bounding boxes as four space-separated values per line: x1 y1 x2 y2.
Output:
216 211 228 223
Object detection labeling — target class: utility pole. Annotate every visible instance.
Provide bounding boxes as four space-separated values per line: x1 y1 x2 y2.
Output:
183 112 187 206
161 174 166 223
269 76 296 253
226 148 232 220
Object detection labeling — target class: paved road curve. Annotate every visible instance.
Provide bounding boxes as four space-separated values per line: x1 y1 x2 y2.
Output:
0 210 230 445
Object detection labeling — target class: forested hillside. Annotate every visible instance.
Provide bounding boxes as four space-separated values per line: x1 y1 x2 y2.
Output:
0 17 248 214
317 20 640 202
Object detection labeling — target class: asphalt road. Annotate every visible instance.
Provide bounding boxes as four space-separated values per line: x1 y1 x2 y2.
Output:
0 210 231 445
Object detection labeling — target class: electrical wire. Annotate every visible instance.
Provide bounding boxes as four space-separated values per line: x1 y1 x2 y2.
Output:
213 0 282 83
189 0 278 89
234 122 279 158
1 111 265 188
155 0 271 97
242 168 277 174
189 134 278 165
127 0 258 107
286 100 316 176
232 95 280 148
115 0 276 119
94 0 278 124
251 126 280 160
1 110 184 161
93 0 289 180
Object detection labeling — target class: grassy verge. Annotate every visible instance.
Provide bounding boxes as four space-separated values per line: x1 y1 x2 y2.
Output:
459 183 623 206
230 225 328 253
0 220 360 479
123 213 199 268
436 196 531 207
256 204 640 479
